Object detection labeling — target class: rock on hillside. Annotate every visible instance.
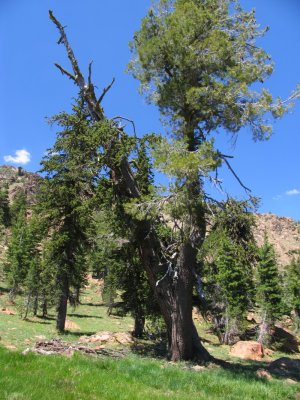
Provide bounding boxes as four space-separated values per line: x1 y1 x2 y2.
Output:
254 213 300 267
0 165 40 204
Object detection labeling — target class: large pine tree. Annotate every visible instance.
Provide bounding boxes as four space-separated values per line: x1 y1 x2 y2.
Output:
49 1 299 361
38 100 101 332
128 0 297 361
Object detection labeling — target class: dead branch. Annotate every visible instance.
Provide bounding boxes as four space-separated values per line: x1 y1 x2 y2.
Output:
54 63 76 82
111 116 137 138
49 10 85 88
97 78 116 105
49 10 104 121
219 153 251 193
88 61 93 86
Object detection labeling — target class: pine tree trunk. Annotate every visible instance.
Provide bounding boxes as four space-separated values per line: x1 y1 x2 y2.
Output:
170 243 211 361
133 314 145 338
56 274 69 332
42 294 48 318
139 233 211 362
294 308 300 333
222 307 230 345
33 294 38 316
23 293 31 320
258 311 269 345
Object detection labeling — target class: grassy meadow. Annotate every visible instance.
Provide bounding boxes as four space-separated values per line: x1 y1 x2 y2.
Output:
1 276 300 400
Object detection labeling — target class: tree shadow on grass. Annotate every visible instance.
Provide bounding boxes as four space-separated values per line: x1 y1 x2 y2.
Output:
80 302 104 307
132 340 300 382
24 318 52 325
61 331 97 337
0 286 10 294
131 340 168 359
214 355 300 382
68 313 102 319
37 315 56 321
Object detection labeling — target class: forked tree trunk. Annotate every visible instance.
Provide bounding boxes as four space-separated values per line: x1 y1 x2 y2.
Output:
49 12 211 362
56 274 69 332
139 233 210 361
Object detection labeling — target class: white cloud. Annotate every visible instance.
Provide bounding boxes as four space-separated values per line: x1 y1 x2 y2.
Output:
4 149 31 165
286 189 300 196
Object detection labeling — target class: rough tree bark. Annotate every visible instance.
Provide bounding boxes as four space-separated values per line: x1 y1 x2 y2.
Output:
49 11 211 362
132 314 145 338
56 273 69 332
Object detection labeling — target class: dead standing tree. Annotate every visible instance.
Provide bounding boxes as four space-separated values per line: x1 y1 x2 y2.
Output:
49 10 211 362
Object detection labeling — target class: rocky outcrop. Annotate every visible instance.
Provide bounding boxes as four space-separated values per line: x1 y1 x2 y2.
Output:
230 340 264 360
0 165 40 205
254 213 300 267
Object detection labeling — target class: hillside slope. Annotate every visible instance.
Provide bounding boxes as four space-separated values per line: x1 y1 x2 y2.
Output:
0 166 299 267
0 165 40 204
254 213 300 267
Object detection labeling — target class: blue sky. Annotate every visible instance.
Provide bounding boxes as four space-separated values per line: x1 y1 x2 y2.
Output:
1 1 299 220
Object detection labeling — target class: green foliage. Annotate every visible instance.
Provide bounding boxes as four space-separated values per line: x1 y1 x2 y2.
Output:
286 256 300 330
129 0 298 141
37 99 104 324
152 137 220 180
0 187 10 227
216 236 250 318
4 194 51 317
256 236 283 322
87 140 159 331
9 191 27 225
4 193 31 292
200 199 257 343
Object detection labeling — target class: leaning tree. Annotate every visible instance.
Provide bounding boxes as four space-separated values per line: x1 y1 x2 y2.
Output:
49 0 299 361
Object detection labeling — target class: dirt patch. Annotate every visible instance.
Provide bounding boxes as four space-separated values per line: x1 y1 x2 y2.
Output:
65 319 80 330
0 307 16 315
79 331 134 345
24 339 127 358
4 343 17 350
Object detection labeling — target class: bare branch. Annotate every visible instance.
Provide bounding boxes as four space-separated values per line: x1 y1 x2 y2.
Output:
97 78 116 105
49 10 104 121
111 115 137 138
88 61 93 86
219 154 251 193
49 10 85 88
54 63 76 81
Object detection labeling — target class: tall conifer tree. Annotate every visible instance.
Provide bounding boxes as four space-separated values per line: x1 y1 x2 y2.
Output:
256 236 282 344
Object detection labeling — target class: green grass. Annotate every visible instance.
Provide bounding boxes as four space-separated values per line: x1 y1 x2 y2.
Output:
0 280 134 350
1 276 300 399
1 346 300 400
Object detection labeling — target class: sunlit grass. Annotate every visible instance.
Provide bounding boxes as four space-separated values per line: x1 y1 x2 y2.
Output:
1 346 299 400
